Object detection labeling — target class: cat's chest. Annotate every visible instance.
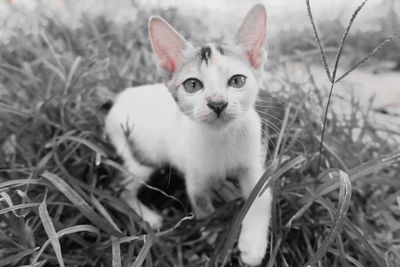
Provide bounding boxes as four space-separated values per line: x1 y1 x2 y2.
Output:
170 122 259 177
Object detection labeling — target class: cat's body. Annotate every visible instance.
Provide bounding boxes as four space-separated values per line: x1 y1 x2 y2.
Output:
105 5 272 266
105 82 265 218
107 83 263 177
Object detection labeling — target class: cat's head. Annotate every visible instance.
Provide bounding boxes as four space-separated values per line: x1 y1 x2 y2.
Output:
149 4 267 130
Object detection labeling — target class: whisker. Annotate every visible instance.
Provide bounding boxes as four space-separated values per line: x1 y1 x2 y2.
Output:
259 117 279 133
254 104 285 108
241 104 285 112
261 127 275 156
256 111 284 122
255 100 283 105
255 99 281 103
255 103 286 112
259 118 282 135
255 98 283 103
240 102 285 111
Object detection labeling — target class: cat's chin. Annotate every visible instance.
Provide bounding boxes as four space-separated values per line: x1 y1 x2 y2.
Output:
199 115 236 130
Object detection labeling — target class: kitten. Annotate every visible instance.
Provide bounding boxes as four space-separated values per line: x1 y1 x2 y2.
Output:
104 4 272 266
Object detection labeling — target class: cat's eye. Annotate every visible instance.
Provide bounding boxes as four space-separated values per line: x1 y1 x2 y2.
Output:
183 78 203 93
228 74 247 88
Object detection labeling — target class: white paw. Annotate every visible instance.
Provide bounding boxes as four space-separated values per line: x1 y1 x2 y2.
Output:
126 198 164 230
238 228 268 266
141 206 163 229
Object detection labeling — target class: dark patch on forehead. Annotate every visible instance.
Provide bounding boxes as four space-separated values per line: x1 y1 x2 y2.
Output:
216 45 224 55
200 46 212 64
215 42 243 60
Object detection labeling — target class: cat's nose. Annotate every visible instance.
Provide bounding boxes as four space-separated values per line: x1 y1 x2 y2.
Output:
207 101 228 116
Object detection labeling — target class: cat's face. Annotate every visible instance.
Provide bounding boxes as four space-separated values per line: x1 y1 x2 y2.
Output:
172 44 259 129
149 5 267 130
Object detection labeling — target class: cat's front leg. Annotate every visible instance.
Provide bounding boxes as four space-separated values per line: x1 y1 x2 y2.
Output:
185 173 215 219
237 166 272 266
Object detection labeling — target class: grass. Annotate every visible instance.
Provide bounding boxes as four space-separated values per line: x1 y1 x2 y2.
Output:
1 2 400 267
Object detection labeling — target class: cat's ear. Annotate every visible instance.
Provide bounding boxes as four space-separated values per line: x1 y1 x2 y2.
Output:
149 16 191 78
234 4 267 70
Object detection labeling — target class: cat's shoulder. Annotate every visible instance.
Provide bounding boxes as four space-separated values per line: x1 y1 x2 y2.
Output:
111 83 172 108
107 83 176 120
115 83 168 100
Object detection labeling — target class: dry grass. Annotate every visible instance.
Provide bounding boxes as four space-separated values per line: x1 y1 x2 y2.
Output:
1 3 400 267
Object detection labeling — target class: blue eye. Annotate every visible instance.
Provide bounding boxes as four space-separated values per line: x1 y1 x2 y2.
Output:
228 74 247 88
183 78 203 93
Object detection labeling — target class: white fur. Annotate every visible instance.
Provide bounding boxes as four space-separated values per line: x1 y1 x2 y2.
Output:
104 4 272 266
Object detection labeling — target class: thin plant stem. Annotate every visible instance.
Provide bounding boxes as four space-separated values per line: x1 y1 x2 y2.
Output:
336 31 400 82
313 0 368 172
306 0 332 82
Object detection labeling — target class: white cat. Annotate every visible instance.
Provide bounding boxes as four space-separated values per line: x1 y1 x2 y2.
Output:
104 4 272 266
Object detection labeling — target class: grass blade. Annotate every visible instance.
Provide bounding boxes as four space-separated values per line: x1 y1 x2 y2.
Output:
304 170 352 266
215 155 305 266
40 31 65 77
42 172 123 237
46 135 107 158
132 232 155 267
65 56 82 94
0 179 47 190
32 224 100 264
91 194 122 233
0 248 39 266
0 203 40 215
112 236 122 267
0 192 19 217
313 151 400 200
39 199 65 267
343 218 386 266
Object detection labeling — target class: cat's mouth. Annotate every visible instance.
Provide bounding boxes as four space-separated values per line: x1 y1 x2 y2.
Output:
202 112 236 128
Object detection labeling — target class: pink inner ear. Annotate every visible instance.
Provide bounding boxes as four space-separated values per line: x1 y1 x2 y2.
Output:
161 59 176 74
154 43 177 74
149 17 189 76
150 27 179 74
246 33 265 70
247 51 261 70
234 4 267 70
246 50 263 69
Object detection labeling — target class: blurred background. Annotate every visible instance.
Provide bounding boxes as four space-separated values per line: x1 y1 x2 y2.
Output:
1 0 399 116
